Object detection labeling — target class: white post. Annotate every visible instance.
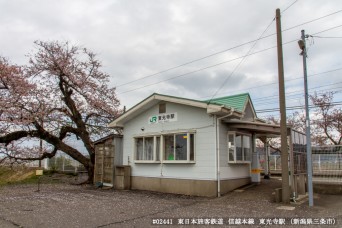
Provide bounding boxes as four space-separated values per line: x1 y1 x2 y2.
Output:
251 134 260 183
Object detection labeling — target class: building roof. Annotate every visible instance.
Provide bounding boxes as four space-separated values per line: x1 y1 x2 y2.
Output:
205 93 251 113
108 93 255 128
94 134 122 145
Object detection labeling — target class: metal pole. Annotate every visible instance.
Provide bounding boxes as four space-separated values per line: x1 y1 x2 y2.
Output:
301 29 314 206
39 139 42 167
265 142 270 178
276 8 290 203
216 112 234 197
39 120 43 168
216 115 221 197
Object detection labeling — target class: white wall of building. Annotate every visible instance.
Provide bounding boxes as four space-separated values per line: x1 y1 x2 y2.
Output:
218 121 251 180
122 102 217 180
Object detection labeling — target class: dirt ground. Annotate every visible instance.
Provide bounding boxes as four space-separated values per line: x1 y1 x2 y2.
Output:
0 177 341 228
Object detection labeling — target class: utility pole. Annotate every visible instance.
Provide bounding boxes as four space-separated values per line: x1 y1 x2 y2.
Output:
276 8 290 203
299 29 314 206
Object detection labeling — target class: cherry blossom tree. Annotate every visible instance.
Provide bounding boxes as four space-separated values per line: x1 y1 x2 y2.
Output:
310 92 342 145
0 41 121 183
263 92 342 147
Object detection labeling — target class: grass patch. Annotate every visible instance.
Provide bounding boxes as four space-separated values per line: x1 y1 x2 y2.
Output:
0 166 51 186
0 166 85 186
0 166 34 185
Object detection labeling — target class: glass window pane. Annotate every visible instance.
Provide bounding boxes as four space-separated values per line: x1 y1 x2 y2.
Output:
229 148 235 162
144 137 154 160
156 137 160 161
190 134 194 161
228 134 234 146
175 134 187 160
236 135 242 161
164 135 174 160
243 135 251 161
136 138 143 160
228 133 235 162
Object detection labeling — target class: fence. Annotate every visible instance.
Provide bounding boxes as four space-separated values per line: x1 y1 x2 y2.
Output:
259 145 342 183
47 153 87 174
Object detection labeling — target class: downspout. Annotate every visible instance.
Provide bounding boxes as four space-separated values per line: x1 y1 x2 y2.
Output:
216 108 234 197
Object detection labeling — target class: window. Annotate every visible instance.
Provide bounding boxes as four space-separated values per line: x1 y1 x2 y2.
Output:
228 132 251 163
159 103 166 113
156 136 160 161
134 132 195 163
135 136 160 162
163 133 195 162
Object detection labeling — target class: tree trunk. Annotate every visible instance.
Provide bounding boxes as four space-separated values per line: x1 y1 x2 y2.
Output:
85 162 94 184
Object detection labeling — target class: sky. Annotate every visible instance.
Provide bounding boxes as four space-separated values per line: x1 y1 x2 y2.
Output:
1 0 342 120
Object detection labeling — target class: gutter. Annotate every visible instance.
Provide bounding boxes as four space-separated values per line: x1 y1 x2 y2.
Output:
216 108 234 197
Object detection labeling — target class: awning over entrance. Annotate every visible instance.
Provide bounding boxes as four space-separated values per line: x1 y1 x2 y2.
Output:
223 119 307 201
224 120 281 137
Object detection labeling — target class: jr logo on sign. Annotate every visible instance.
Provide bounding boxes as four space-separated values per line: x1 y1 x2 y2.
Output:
149 116 158 123
148 113 177 124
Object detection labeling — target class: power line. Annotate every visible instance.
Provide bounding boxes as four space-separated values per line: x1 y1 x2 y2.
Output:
207 1 301 102
255 89 342 107
281 0 298 13
313 26 342 37
255 78 342 104
115 9 342 88
118 44 281 94
254 79 342 103
256 89 342 116
256 101 342 113
253 82 342 104
198 67 342 100
311 35 342 39
118 23 342 95
116 39 262 87
207 16 276 103
256 89 342 105
282 10 342 33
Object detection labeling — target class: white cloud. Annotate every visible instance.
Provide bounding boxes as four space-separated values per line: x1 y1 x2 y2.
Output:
1 0 342 116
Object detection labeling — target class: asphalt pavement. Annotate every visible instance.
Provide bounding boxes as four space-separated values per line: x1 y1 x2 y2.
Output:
0 178 341 227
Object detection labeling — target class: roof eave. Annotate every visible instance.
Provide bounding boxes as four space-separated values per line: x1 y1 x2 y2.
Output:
155 94 208 109
107 122 124 128
108 93 214 128
108 93 158 128
225 119 281 135
207 106 243 118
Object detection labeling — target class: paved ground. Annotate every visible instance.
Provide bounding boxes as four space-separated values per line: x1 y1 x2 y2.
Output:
0 178 341 228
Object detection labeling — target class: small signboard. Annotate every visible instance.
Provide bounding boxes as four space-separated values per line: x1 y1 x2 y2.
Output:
251 169 261 174
35 169 43 192
36 170 43 176
148 113 177 124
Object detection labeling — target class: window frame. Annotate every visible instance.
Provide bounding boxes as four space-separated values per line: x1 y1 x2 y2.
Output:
162 132 195 164
134 136 161 163
228 131 252 164
133 131 196 164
